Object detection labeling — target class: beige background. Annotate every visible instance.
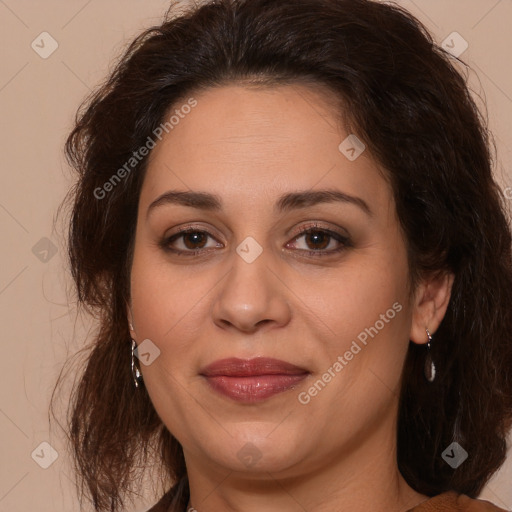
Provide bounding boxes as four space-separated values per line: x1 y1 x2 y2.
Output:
0 1 511 511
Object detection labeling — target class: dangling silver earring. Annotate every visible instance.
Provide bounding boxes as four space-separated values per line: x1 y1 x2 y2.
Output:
424 328 436 382
131 339 143 388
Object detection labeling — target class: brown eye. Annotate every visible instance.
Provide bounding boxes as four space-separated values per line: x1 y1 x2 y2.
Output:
161 228 222 255
303 230 330 250
181 232 208 250
286 227 351 255
160 225 351 257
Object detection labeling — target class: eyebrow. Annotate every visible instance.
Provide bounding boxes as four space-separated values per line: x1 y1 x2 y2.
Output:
147 188 372 218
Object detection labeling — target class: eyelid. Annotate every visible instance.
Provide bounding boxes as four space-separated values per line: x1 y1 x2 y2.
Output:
161 221 352 256
172 223 225 243
289 221 349 239
170 220 348 239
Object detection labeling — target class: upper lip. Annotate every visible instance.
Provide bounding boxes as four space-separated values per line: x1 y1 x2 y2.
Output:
200 357 309 377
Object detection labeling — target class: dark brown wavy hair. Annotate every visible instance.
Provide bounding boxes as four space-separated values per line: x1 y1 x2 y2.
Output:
53 0 512 510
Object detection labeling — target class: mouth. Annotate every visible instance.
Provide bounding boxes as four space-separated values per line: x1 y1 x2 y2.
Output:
199 357 310 403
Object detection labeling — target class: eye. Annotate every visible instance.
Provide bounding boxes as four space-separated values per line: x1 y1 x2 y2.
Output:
285 224 351 256
159 223 351 257
161 227 222 255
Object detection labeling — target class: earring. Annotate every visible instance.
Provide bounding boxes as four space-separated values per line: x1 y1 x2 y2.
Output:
131 339 143 388
424 328 436 382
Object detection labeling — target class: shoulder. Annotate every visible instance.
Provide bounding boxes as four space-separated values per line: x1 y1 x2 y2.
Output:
408 491 510 512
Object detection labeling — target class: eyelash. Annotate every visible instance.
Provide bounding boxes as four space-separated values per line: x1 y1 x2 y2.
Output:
159 223 352 258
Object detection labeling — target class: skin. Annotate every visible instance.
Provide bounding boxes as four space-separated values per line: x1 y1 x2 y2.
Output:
128 83 454 512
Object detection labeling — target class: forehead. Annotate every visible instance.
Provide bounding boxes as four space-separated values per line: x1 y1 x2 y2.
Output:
141 83 391 215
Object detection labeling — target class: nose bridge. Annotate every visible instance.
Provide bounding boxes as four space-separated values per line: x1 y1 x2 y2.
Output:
211 234 291 332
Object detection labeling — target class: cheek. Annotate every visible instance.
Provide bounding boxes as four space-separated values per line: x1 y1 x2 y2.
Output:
295 265 411 440
312 247 410 350
129 221 411 355
129 246 208 439
302 248 412 417
130 241 209 344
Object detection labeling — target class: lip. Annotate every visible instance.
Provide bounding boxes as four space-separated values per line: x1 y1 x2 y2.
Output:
200 357 309 403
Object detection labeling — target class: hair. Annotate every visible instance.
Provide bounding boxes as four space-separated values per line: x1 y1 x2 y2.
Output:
54 0 512 510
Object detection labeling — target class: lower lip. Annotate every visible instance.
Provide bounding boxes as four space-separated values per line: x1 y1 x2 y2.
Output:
202 374 308 402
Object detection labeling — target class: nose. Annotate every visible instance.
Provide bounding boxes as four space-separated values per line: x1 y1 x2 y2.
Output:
211 246 292 333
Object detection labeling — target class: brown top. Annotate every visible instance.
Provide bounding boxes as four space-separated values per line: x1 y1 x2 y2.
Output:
407 491 509 512
148 490 509 511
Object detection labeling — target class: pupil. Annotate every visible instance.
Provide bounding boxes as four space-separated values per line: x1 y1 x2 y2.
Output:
184 232 206 249
307 231 328 250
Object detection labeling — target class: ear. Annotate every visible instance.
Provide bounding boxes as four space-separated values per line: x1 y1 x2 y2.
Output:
410 271 454 344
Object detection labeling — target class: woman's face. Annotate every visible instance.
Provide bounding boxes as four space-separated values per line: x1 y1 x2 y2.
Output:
129 83 418 478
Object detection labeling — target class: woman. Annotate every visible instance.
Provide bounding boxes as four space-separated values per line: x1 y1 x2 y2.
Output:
57 0 512 511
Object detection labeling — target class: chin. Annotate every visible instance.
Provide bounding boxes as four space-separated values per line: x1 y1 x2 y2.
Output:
200 428 308 475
